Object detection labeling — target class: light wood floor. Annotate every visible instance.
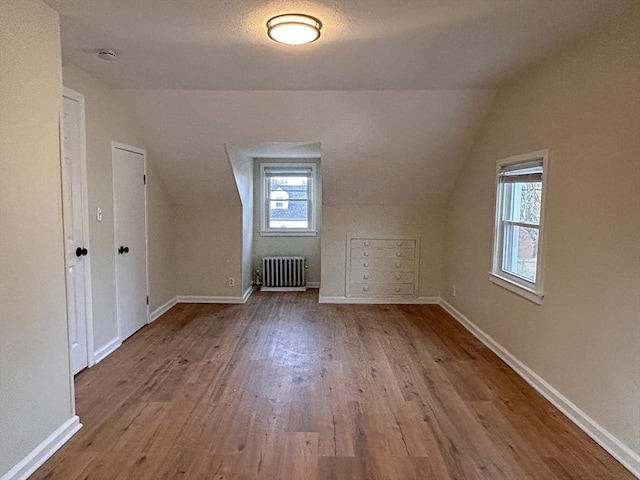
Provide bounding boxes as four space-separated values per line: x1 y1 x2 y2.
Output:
33 290 633 479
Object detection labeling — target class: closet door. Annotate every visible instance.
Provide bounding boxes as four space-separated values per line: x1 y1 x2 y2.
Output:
112 143 149 341
62 87 93 374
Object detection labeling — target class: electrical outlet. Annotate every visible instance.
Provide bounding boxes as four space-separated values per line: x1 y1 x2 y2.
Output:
228 277 235 287
452 284 457 297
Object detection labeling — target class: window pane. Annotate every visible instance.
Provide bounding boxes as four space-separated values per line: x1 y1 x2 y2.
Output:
503 182 542 224
269 176 308 200
502 224 539 282
518 182 542 224
269 200 308 229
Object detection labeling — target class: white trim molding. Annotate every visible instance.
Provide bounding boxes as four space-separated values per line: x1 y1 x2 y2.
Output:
93 337 121 364
176 295 248 304
150 296 178 322
490 149 549 304
175 289 254 306
489 272 543 305
439 298 640 478
318 296 439 305
0 416 81 480
259 162 318 236
242 287 254 303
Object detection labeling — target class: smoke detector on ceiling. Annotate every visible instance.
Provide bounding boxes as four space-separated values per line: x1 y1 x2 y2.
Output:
98 49 117 61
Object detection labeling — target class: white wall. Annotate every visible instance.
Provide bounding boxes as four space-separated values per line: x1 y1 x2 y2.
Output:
147 161 177 311
443 4 640 468
116 89 495 301
117 89 495 301
320 205 444 299
252 158 322 286
63 65 176 346
119 90 496 207
175 205 243 298
0 0 75 475
227 146 254 295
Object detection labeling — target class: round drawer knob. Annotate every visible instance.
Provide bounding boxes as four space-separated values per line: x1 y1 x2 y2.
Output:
396 241 403 246
396 273 401 280
396 262 401 268
363 274 369 280
363 251 369 256
395 286 401 292
396 252 402 257
364 241 370 246
363 262 369 268
363 285 369 292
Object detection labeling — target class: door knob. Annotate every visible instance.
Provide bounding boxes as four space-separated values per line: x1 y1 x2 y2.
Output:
118 246 129 255
75 247 88 257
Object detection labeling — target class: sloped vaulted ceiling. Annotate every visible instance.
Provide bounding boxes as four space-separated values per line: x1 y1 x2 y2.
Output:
47 0 636 207
117 89 495 206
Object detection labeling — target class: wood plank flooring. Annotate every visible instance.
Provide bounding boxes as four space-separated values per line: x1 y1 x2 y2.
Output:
32 290 634 479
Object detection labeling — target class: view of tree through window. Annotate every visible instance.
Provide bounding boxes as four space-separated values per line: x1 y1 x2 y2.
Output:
502 181 542 281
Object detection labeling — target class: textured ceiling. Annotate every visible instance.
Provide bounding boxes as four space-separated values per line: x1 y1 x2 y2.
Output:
46 0 635 90
51 1 636 207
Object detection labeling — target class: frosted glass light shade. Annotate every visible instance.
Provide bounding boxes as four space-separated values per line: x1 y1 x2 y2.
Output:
267 14 322 45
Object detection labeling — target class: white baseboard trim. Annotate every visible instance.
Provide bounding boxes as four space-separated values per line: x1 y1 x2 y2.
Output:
261 286 307 292
318 296 439 304
242 287 254 303
1 416 82 480
93 337 121 364
176 295 246 304
416 296 440 304
438 298 640 478
306 282 320 289
149 296 178 322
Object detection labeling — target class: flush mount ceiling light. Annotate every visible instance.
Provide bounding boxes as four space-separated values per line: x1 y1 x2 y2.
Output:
267 14 322 45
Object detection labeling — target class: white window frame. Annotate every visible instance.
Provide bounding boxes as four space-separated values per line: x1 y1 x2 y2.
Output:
490 149 549 304
259 163 317 237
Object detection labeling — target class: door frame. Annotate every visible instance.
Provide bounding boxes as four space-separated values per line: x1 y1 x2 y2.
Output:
62 86 95 369
111 141 150 342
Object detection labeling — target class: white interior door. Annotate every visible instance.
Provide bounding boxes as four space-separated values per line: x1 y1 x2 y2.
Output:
62 87 93 375
113 143 149 341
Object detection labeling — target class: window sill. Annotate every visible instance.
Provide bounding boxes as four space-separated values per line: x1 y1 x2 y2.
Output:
259 231 318 237
488 273 543 305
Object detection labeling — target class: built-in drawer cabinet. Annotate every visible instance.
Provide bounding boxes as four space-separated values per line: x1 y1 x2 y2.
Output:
350 282 415 296
346 237 419 298
350 247 415 260
350 268 414 284
350 239 416 250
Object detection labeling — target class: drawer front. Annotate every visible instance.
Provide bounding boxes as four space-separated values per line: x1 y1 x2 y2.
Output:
349 282 415 296
351 239 416 250
350 257 415 272
350 269 414 284
350 247 415 260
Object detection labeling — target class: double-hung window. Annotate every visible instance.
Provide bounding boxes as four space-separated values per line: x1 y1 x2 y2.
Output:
490 150 549 304
260 163 317 236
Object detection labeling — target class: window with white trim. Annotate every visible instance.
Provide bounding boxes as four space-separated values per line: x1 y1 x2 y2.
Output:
490 150 549 304
260 163 317 236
